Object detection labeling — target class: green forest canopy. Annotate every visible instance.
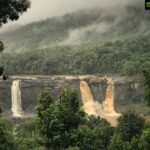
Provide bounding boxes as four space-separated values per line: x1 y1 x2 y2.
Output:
0 36 149 75
0 3 150 75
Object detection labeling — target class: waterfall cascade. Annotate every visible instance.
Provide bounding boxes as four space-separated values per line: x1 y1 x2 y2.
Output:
103 78 116 114
80 80 102 116
11 80 23 117
80 79 120 125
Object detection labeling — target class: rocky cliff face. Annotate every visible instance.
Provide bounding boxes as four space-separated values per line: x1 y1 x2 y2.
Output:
21 77 80 113
0 75 144 116
113 76 144 113
0 80 12 115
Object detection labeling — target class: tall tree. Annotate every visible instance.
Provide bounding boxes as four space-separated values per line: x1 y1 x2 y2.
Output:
0 0 30 76
36 89 85 150
36 89 115 150
116 112 144 142
143 70 150 106
0 41 4 76
0 2 30 149
0 0 30 26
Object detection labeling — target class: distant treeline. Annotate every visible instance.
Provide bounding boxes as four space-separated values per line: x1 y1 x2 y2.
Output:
0 36 150 75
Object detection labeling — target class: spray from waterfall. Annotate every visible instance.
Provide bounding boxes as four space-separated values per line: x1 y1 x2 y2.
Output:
80 80 102 116
11 80 23 117
80 78 120 126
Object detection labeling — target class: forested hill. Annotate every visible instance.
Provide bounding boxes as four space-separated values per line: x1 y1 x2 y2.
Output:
0 3 150 75
0 3 149 52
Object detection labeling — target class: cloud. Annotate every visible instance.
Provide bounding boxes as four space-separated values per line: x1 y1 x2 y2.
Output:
5 0 142 25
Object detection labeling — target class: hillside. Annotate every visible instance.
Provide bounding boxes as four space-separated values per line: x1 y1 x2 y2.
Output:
0 3 149 52
0 3 150 75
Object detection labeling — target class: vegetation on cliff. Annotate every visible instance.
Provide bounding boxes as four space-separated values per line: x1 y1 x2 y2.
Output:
143 70 150 106
0 89 150 150
35 90 149 150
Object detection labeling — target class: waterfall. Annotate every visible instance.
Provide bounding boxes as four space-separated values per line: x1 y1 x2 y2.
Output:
11 80 23 117
103 78 116 114
80 80 102 116
80 79 120 126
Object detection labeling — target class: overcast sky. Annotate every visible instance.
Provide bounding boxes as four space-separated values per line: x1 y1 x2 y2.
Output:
9 0 100 25
0 0 142 27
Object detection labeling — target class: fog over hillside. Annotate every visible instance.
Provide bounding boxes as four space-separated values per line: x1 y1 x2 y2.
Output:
0 2 150 150
0 0 149 76
0 0 142 25
0 0 148 52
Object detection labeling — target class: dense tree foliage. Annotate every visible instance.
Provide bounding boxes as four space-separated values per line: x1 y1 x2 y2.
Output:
108 112 146 150
141 122 150 150
0 117 16 150
35 89 149 150
143 70 150 106
0 0 30 77
0 0 30 26
35 90 114 150
36 89 85 149
15 119 43 150
0 5 149 76
0 36 149 75
108 134 125 150
116 111 145 142
0 41 4 52
0 89 149 150
0 66 4 76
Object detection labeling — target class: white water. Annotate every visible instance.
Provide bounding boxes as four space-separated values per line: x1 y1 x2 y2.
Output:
80 80 103 116
80 79 120 126
103 78 116 114
11 80 23 117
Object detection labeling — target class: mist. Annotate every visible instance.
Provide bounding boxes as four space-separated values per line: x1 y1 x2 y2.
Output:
41 0 145 47
3 0 143 25
0 0 146 49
